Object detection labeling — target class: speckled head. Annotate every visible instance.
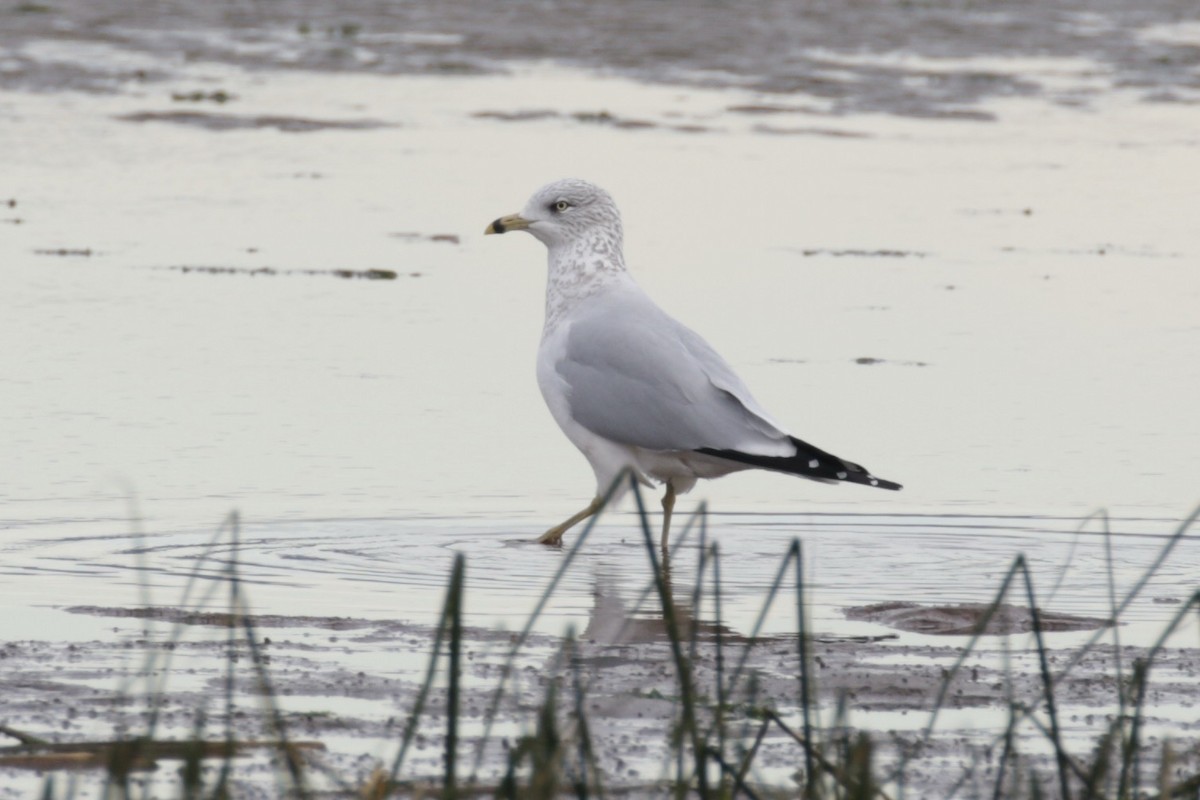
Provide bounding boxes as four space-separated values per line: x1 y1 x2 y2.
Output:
485 179 623 250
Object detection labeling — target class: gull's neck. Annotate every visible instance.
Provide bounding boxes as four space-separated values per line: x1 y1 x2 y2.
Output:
543 229 628 330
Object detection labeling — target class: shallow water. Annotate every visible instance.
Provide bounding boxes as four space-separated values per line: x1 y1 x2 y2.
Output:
3 63 1198 527
5 504 1197 641
2 6 1200 796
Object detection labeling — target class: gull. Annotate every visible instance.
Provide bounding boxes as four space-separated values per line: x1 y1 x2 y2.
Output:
485 179 901 549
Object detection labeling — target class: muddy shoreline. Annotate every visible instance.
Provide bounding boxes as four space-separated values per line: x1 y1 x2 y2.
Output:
4 0 1199 115
2 600 1196 796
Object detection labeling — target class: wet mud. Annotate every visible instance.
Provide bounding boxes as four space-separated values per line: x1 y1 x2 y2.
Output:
115 110 392 133
845 601 1112 635
4 0 1200 115
3 601 1197 796
473 108 713 133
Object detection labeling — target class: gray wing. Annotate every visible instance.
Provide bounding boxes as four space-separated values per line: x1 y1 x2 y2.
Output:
554 289 792 455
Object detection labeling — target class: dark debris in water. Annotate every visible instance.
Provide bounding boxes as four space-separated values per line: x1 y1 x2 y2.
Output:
471 109 559 122
752 124 870 138
34 247 95 257
727 103 819 115
961 206 1035 216
855 356 929 367
1000 243 1184 260
390 231 461 245
845 601 1113 635
571 110 655 129
163 265 405 280
2 199 20 225
170 89 236 103
799 247 927 258
472 108 711 134
116 110 392 133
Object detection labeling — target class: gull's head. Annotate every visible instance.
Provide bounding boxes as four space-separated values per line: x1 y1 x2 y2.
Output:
485 178 622 249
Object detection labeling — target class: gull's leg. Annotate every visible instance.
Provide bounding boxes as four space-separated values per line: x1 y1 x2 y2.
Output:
538 497 603 545
660 481 677 552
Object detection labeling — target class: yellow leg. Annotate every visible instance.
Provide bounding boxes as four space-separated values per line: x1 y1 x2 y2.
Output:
660 481 677 552
538 497 603 545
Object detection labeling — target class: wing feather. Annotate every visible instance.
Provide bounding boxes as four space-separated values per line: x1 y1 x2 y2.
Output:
553 286 791 455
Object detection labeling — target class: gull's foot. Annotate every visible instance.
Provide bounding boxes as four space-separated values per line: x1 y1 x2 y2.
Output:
536 527 566 546
536 497 603 547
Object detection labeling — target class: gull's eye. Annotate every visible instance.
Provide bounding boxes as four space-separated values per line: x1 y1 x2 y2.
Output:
553 199 571 213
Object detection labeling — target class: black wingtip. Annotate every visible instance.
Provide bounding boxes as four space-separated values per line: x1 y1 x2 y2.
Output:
697 436 901 491
868 476 903 491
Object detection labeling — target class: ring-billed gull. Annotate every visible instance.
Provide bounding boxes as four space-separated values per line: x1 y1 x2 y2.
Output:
485 178 901 549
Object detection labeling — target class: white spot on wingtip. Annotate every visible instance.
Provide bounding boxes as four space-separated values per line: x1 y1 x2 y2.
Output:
837 471 848 479
809 459 819 469
870 478 879 486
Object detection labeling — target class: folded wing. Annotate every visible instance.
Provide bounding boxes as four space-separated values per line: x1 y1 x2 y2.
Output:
554 288 794 457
